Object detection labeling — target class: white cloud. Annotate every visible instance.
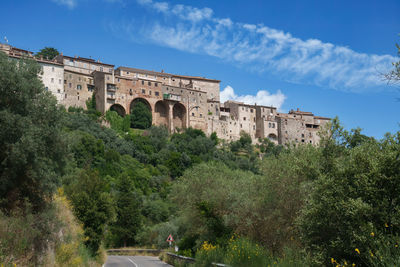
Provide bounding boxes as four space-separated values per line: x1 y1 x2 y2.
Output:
220 86 286 110
51 0 77 9
122 0 398 92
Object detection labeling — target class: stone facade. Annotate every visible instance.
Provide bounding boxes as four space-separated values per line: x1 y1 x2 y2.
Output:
1 44 331 145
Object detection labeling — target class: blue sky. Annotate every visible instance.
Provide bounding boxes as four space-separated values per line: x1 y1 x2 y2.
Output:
1 0 399 138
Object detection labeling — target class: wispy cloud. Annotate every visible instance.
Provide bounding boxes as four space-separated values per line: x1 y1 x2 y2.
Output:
221 86 286 110
51 0 77 9
110 0 398 92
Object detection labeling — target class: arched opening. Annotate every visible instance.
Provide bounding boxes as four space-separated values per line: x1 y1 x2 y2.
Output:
173 103 186 130
130 98 152 113
155 100 169 127
267 133 278 142
130 98 152 129
109 104 126 117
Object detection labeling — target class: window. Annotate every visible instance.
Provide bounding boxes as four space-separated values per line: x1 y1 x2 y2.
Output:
126 71 130 74
269 123 271 128
243 117 246 121
69 83 72 88
59 79 61 84
149 90 152 95
69 74 72 78
253 125 255 130
272 123 275 128
250 109 253 113
240 124 242 128
200 114 203 118
57 89 60 93
109 69 112 73
78 77 81 81
64 80 66 84
78 96 80 100
52 67 54 72
155 91 159 96
155 83 158 87
142 89 145 94
77 85 82 90
117 78 120 82
301 133 305 138
65 94 67 98
100 67 103 72
142 80 144 85
51 78 54 83
148 81 151 86
45 87 48 91
192 113 195 116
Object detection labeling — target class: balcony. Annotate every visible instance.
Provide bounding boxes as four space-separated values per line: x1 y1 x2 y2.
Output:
163 93 181 102
107 83 117 91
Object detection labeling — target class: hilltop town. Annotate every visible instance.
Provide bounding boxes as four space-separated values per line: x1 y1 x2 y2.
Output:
0 43 330 144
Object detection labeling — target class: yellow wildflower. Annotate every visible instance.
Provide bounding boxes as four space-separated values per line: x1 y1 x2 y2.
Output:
370 232 375 237
385 223 389 228
355 248 360 254
331 258 336 264
370 250 374 257
352 264 356 267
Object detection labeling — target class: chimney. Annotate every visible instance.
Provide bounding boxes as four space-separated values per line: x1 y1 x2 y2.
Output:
74 55 77 58
161 69 164 73
297 108 299 112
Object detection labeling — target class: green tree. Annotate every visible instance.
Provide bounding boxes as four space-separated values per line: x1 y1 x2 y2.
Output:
0 52 67 212
109 173 142 247
65 170 115 255
384 41 400 83
35 47 59 60
130 101 152 129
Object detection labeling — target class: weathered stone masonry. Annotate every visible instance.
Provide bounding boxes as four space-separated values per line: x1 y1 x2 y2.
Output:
0 43 330 145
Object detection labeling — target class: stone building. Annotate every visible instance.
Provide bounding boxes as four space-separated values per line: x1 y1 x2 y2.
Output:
1 44 64 102
276 109 330 145
1 44 331 145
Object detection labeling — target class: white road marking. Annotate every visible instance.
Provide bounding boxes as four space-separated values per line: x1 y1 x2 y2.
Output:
127 257 139 267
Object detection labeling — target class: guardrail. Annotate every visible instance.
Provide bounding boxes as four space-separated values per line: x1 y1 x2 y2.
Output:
165 253 231 266
107 248 163 255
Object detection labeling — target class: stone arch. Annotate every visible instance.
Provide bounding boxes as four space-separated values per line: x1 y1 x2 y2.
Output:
173 103 186 130
109 104 126 117
130 97 152 113
267 133 278 142
155 100 169 127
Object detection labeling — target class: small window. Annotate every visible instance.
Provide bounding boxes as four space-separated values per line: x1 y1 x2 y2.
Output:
250 109 253 113
77 85 82 90
64 80 66 84
243 117 246 121
142 89 145 94
149 91 152 95
78 77 81 81
142 80 144 85
100 67 103 72
65 94 67 98
45 87 48 91
200 114 203 118
126 71 130 74
155 83 158 87
192 113 195 116
155 91 159 96
51 78 54 83
69 83 72 88
148 81 151 86
117 78 120 82
240 124 242 128
59 79 61 84
78 96 80 100
57 89 60 93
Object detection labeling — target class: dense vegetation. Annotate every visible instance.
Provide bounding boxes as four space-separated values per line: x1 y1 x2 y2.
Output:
1 43 400 266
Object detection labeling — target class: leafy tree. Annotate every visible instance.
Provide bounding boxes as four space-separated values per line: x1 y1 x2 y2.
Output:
109 173 142 247
131 101 152 129
64 170 115 255
384 41 400 83
0 52 67 212
298 129 400 266
35 47 59 60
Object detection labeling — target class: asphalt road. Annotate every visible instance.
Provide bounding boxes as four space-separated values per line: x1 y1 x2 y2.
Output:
104 255 174 267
